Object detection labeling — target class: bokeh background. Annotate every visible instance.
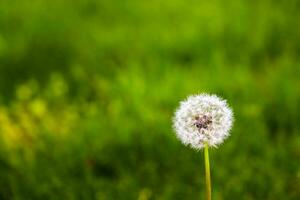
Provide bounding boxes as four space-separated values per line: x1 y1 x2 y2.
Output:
0 0 300 199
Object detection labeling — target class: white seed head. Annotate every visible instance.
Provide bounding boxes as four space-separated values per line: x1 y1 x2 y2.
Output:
173 94 233 150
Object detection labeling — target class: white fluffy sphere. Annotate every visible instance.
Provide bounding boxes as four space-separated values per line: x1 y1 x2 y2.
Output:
173 94 233 150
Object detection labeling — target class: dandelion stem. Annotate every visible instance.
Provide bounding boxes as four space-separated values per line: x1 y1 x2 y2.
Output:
204 144 211 200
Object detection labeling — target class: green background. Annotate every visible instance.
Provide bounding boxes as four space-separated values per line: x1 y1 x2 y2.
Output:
0 0 299 199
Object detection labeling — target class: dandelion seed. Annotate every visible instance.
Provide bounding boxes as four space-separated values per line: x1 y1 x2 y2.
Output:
173 94 233 150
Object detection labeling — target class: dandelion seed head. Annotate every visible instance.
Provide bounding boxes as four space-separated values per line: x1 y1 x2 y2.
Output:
173 94 233 150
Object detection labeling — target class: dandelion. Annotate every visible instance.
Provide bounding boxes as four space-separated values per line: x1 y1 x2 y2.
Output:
173 94 233 200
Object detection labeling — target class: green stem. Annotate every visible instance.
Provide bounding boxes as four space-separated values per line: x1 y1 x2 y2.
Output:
204 144 211 200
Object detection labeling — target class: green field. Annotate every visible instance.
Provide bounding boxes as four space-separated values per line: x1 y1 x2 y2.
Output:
0 0 300 199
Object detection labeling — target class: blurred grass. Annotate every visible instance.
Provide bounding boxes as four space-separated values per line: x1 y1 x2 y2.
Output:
0 0 300 199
